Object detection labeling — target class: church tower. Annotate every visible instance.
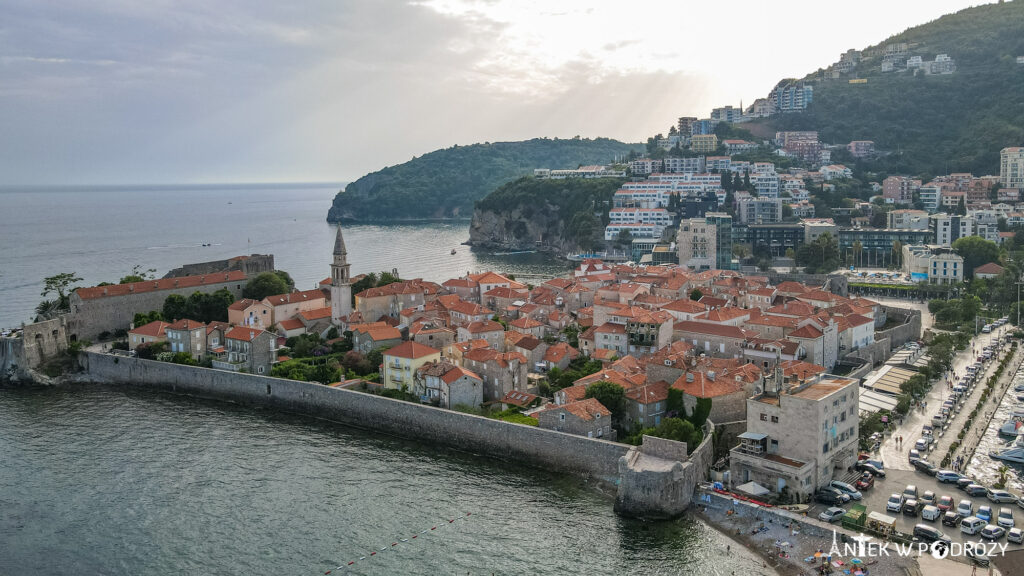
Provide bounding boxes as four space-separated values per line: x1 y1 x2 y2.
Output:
330 226 352 324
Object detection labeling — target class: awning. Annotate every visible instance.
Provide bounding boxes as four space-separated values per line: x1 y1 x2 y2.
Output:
738 432 768 441
736 481 770 497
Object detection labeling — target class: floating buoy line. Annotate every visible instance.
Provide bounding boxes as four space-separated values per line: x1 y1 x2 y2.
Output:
322 512 472 574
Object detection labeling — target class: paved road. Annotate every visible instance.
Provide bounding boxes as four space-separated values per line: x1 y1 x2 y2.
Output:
875 324 1014 473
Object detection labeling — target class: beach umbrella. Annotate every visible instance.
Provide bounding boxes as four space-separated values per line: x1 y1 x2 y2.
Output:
850 558 863 564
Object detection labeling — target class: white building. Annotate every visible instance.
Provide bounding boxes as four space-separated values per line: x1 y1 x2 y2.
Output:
608 207 673 227
902 244 964 284
919 185 941 213
677 217 717 270
1001 147 1024 190
604 222 661 241
735 195 782 224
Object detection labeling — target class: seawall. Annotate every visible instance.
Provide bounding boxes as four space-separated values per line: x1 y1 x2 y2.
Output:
77 352 630 483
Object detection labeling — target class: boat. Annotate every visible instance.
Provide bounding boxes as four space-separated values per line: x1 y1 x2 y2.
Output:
451 249 457 255
1000 419 1024 437
1014 382 1024 392
990 435 1024 464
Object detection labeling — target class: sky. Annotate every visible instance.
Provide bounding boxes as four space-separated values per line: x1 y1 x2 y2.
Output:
0 0 990 185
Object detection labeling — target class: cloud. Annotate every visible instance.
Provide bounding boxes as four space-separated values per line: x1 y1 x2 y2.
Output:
0 0 988 185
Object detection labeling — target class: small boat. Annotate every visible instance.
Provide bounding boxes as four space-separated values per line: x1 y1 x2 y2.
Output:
1014 382 1024 392
451 249 457 255
991 435 1024 464
1000 419 1024 437
1018 394 1024 402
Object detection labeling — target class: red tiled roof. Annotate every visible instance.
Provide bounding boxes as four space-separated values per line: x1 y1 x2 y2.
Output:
166 319 205 331
780 360 826 381
77 270 247 300
463 320 504 334
501 390 539 408
625 380 670 405
441 365 481 384
558 398 611 422
660 299 706 314
299 307 333 321
543 342 578 363
674 320 749 339
974 262 1004 275
224 326 268 341
672 372 744 398
384 341 440 359
277 318 304 331
788 324 823 339
129 320 169 338
264 289 326 307
228 298 262 311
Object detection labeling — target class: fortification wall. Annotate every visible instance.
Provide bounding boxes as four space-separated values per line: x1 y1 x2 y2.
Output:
77 352 629 481
877 306 922 349
164 254 275 279
613 420 716 519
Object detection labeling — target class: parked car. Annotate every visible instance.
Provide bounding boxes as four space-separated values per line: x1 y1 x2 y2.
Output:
957 477 979 490
966 545 991 566
912 459 938 475
829 480 862 501
981 524 1006 540
909 449 921 461
921 491 937 507
942 511 961 527
977 505 993 523
904 499 921 516
922 505 941 522
998 507 1015 529
818 507 846 523
887 494 905 513
936 470 961 483
903 485 919 500
937 495 954 512
815 488 848 506
961 516 985 535
864 458 884 470
957 500 974 517
855 473 874 491
915 439 929 451
856 462 885 477
913 524 951 549
1008 527 1024 544
966 484 988 497
987 489 1018 503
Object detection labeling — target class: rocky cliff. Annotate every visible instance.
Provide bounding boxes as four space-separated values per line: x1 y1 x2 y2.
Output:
467 176 624 256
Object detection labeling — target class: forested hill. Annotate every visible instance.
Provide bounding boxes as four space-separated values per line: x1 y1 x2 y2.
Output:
761 0 1024 176
327 137 641 221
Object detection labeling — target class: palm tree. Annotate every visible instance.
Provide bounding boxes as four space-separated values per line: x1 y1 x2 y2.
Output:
995 464 1009 488
892 240 903 269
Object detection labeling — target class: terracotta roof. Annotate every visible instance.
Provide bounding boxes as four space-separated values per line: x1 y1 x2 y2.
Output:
463 320 504 334
76 270 247 300
364 326 402 341
697 307 750 323
780 360 826 381
513 335 544 351
449 301 493 317
543 342 578 363
974 262 1005 275
788 324 824 339
442 278 478 288
592 348 618 360
557 398 611 422
660 299 706 314
766 301 817 317
166 319 205 331
357 279 440 299
745 314 799 328
454 339 490 354
277 318 305 331
264 289 326 306
228 298 262 311
543 277 573 290
467 271 514 285
484 286 528 299
129 320 169 338
625 380 670 405
502 390 539 408
384 341 440 360
672 372 744 398
510 317 544 330
775 281 809 294
594 322 627 334
674 320 749 340
206 321 230 335
299 307 333 321
224 326 268 341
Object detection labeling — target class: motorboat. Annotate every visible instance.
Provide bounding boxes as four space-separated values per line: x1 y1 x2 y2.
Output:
1014 382 1024 393
1000 419 1024 437
451 248 457 255
991 435 1024 464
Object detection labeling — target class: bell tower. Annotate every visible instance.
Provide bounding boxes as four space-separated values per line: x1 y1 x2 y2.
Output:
330 226 352 324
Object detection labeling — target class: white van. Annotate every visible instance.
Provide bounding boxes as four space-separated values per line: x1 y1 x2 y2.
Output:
961 516 986 535
922 505 941 522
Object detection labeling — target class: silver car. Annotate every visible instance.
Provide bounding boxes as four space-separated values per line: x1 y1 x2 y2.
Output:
818 507 845 523
987 489 1017 503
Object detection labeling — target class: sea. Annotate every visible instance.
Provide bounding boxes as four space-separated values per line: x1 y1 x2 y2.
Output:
0 183 568 329
0 184 761 575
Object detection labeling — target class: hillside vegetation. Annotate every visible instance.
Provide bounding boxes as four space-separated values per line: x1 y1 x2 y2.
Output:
762 1 1024 176
469 177 624 253
327 137 640 221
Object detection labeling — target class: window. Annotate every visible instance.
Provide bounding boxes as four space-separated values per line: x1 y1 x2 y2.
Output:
823 442 829 454
760 413 767 421
559 413 565 421
770 416 778 423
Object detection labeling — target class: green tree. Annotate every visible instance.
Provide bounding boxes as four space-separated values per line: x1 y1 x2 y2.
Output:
133 311 163 327
162 294 189 322
119 265 157 284
41 272 82 311
242 272 290 300
274 270 295 291
795 232 841 274
689 288 703 301
688 397 712 429
584 381 626 420
953 236 999 280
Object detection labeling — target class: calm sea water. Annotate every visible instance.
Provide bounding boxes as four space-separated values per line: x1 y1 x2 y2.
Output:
0 384 769 575
0 184 570 328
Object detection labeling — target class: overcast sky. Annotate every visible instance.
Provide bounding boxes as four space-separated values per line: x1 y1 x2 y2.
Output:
0 0 987 185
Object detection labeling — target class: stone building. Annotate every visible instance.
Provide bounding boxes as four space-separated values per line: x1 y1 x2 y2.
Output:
228 298 273 329
163 254 275 279
128 321 169 351
164 319 207 361
414 359 484 409
68 270 247 342
213 326 277 375
729 373 859 500
329 227 353 324
535 398 614 440
460 347 529 401
382 341 441 391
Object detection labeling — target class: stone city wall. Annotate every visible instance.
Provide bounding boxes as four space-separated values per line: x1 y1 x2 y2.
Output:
164 254 275 279
77 352 629 482
877 306 922 349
